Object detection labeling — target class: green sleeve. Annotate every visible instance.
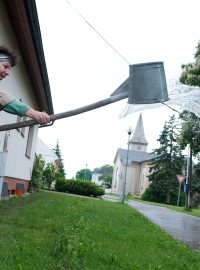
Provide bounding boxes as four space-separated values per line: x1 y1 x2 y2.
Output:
2 99 30 117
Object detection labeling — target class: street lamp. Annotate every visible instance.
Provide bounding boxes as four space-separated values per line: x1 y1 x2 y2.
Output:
185 144 192 209
121 127 133 204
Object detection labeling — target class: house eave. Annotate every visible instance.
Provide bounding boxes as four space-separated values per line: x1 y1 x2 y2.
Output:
4 0 54 115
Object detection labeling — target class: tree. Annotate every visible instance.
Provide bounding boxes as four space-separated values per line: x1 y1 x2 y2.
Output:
179 41 200 208
178 110 200 208
76 168 92 180
30 154 45 191
53 140 65 177
93 164 113 174
148 115 185 204
99 175 112 188
93 164 113 187
180 40 200 86
191 162 200 192
42 163 58 189
179 111 200 157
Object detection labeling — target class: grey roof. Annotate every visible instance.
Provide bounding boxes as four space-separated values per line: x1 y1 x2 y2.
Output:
130 113 148 145
118 148 156 165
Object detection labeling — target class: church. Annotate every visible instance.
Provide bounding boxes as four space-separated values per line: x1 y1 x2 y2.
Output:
112 113 155 196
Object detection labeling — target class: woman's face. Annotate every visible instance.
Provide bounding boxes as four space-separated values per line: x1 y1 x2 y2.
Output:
0 61 11 80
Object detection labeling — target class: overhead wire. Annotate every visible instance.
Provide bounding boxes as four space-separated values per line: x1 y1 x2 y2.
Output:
65 0 130 65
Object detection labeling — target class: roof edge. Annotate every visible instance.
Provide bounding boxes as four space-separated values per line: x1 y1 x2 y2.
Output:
4 0 54 115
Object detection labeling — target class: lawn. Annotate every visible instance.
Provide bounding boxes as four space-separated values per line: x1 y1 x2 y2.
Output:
0 192 200 270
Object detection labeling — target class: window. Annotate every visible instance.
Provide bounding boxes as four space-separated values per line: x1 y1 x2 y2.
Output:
21 116 27 137
16 115 22 132
3 131 10 152
26 125 35 158
16 115 27 136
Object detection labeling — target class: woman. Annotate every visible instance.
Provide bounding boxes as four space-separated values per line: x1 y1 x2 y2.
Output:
0 45 50 125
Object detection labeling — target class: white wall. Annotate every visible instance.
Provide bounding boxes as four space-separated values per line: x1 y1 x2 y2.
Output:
91 173 103 185
0 1 40 181
112 155 124 194
36 138 58 164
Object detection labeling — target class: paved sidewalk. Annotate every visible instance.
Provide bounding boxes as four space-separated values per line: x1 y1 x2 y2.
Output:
127 200 200 251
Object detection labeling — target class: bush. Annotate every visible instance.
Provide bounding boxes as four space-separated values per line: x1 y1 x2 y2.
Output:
30 154 45 192
55 179 105 197
142 187 166 203
142 186 185 206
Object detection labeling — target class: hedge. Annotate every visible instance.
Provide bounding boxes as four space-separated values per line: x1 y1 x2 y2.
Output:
55 179 105 197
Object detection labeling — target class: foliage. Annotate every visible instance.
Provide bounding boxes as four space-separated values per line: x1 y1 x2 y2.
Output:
194 40 200 58
76 168 92 180
148 115 185 204
142 186 185 206
30 154 45 191
42 163 58 189
93 164 113 174
99 174 112 188
179 110 200 156
92 164 113 187
53 140 65 177
179 40 200 86
179 40 200 204
191 162 200 192
55 179 105 197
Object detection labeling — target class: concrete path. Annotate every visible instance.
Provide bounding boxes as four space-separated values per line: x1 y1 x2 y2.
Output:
127 200 200 251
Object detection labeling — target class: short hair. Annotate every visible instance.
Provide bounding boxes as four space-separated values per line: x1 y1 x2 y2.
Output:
0 45 18 67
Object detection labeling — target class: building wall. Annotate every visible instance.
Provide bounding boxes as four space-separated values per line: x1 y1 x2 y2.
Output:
0 1 40 193
112 154 152 196
130 143 147 152
125 165 135 195
91 173 103 186
36 138 58 164
4 126 38 180
112 156 123 194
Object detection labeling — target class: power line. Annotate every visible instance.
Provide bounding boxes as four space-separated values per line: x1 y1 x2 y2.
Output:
65 0 130 65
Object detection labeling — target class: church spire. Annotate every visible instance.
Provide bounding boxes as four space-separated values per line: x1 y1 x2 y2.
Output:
129 113 148 151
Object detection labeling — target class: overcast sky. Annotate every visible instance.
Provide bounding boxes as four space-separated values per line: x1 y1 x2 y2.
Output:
36 0 200 178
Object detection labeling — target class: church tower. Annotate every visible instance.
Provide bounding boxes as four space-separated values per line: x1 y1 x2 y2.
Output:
129 113 148 152
112 112 154 196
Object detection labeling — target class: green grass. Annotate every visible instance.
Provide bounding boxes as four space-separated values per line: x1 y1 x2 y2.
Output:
0 192 200 270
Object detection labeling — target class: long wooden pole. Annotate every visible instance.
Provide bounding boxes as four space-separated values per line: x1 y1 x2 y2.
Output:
0 92 128 132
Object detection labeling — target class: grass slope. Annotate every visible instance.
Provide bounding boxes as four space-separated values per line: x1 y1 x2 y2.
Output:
0 192 200 270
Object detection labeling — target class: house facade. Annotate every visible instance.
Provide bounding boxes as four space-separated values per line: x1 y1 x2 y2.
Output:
36 138 58 165
0 0 53 197
112 114 155 196
91 173 103 186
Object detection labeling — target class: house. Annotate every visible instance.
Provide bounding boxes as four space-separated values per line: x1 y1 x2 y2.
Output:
112 113 155 196
36 138 58 165
0 0 54 197
91 173 103 186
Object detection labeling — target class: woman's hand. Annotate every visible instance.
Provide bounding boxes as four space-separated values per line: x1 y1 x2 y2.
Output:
25 108 51 125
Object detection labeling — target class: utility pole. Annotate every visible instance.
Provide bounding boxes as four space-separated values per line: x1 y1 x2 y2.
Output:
121 127 132 204
185 144 192 209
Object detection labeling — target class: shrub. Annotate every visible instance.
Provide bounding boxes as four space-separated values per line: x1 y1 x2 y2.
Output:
30 154 45 191
141 187 165 203
55 179 105 197
142 186 185 206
